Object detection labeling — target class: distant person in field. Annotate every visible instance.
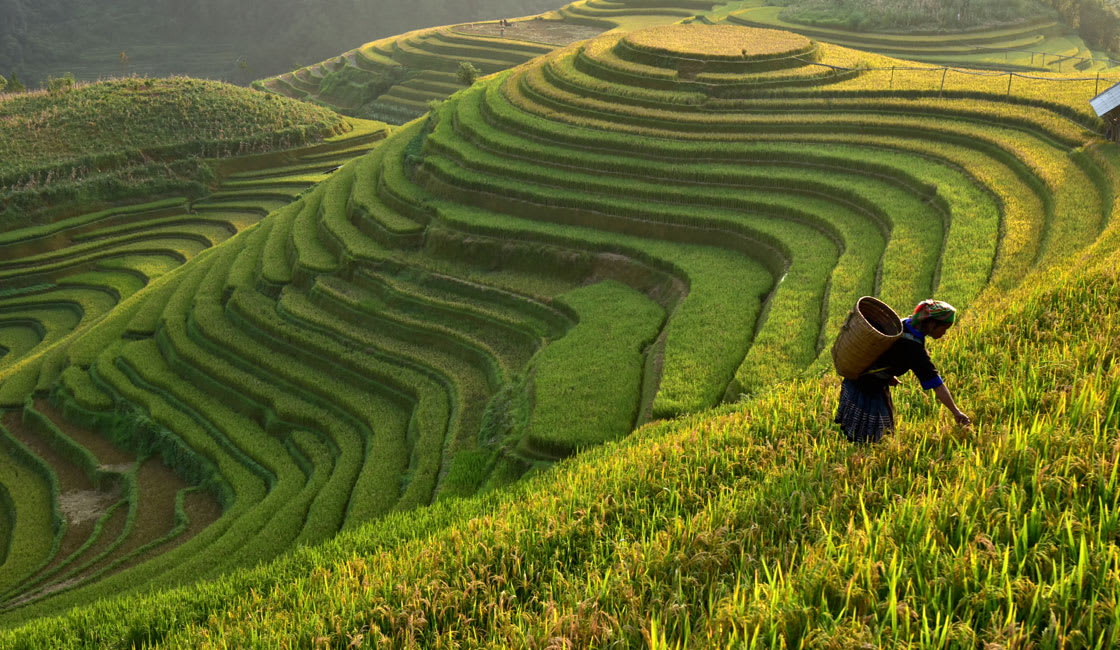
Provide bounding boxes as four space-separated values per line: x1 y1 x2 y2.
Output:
834 299 971 443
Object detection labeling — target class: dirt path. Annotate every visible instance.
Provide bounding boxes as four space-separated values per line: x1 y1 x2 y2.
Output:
453 20 606 46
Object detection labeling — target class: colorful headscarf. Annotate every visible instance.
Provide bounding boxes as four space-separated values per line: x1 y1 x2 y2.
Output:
911 299 957 328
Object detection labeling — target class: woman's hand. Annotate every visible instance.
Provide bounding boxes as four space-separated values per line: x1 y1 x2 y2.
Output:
888 377 901 387
953 411 971 426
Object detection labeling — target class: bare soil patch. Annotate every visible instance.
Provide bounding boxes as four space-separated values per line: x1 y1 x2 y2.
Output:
32 398 133 466
58 489 120 527
454 20 606 46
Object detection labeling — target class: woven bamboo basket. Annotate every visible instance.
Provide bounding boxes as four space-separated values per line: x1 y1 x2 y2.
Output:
831 296 902 379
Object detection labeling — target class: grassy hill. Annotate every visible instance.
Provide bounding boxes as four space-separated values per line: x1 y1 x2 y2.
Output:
259 0 1120 127
1 15 1119 647
0 77 349 229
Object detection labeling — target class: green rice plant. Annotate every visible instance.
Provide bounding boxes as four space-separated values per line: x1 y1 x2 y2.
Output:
454 85 999 320
6 232 1119 645
210 287 411 528
347 148 426 248
0 200 188 247
257 200 301 289
273 287 454 507
0 423 62 597
523 280 664 456
58 366 113 413
288 184 339 278
0 322 43 365
419 197 774 417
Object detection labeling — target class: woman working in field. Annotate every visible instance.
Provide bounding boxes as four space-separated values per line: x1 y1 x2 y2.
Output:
835 299 971 443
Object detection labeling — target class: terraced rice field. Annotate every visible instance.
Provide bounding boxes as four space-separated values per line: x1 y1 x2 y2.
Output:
0 118 388 614
256 0 721 124
724 4 1112 71
2 16 1119 633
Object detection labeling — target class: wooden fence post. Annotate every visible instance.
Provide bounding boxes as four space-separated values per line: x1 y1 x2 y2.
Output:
890 66 895 89
1097 72 1101 95
940 67 947 95
1007 73 1013 97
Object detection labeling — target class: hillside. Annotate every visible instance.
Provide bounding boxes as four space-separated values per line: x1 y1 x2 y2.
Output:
0 77 349 228
1 14 1119 648
4 245 1117 646
0 0 570 87
261 0 1120 125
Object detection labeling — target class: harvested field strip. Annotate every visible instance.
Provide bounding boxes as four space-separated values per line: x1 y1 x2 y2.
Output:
0 422 62 596
566 3 696 18
7 469 135 608
110 342 300 575
437 31 554 57
0 410 111 601
414 34 538 66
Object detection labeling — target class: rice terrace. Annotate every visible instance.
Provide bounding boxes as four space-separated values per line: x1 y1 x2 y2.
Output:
1 0 1120 646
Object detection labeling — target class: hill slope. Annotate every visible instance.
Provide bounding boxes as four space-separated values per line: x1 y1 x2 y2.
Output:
0 77 349 228
3 156 1119 649
1 21 1119 644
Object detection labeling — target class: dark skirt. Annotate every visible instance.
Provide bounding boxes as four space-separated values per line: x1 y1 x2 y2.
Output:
835 377 894 443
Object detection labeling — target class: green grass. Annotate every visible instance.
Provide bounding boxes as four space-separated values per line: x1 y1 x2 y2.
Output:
524 281 664 455
1 18 1119 637
0 78 350 227
3 237 1117 646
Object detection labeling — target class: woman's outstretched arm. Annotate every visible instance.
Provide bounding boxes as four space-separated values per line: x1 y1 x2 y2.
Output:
933 384 970 425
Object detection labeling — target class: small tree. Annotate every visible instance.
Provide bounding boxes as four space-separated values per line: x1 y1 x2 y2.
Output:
456 61 481 87
119 51 129 78
0 74 7 93
46 72 75 94
8 74 26 93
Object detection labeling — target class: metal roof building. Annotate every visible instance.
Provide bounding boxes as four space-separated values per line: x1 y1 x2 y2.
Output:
1090 81 1120 141
1090 81 1120 117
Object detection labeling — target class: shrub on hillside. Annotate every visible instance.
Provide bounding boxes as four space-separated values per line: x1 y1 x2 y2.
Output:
6 74 26 93
44 72 75 94
0 74 7 93
457 61 481 86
